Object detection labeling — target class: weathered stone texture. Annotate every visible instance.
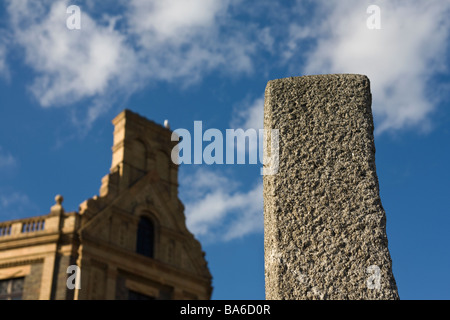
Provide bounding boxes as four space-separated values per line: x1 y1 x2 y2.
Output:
264 74 399 300
23 262 43 300
52 255 76 300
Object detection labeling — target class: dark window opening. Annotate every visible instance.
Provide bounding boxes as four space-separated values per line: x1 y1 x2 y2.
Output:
136 217 154 258
128 290 155 300
0 277 24 300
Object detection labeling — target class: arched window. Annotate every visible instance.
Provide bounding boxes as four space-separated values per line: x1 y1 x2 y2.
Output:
136 217 154 258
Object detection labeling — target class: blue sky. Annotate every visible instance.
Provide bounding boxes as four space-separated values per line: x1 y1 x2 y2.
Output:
0 0 449 300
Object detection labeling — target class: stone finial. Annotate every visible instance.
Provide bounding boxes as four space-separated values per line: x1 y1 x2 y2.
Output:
164 119 170 129
55 194 64 205
50 194 65 216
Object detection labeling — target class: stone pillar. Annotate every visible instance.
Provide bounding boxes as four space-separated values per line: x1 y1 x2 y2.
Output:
39 252 57 300
263 74 399 300
105 266 118 300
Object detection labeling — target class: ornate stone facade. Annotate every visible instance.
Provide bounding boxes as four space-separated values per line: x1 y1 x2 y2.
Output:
0 109 212 300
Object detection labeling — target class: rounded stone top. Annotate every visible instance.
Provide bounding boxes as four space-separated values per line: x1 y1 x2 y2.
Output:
55 195 64 205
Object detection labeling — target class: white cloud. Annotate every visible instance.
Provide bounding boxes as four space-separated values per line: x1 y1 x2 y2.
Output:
180 168 263 242
127 0 255 83
5 0 257 124
298 0 450 134
7 0 140 125
127 0 227 44
232 96 264 131
0 45 8 79
228 96 265 163
0 147 16 169
180 96 266 243
282 23 315 62
0 29 11 79
0 192 28 208
0 191 39 220
4 0 448 134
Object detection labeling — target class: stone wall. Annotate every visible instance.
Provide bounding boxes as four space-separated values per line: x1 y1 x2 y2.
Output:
23 262 43 300
51 255 76 300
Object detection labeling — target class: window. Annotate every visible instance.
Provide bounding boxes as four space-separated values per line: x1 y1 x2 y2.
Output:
128 290 155 300
0 225 11 237
136 217 154 258
0 278 24 300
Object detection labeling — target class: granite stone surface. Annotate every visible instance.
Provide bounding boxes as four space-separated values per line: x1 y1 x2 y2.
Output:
263 74 399 300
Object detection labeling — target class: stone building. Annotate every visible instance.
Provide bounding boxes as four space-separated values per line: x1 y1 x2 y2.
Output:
0 109 212 300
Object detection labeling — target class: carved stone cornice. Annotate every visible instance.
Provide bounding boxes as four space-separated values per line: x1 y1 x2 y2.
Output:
0 257 44 269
